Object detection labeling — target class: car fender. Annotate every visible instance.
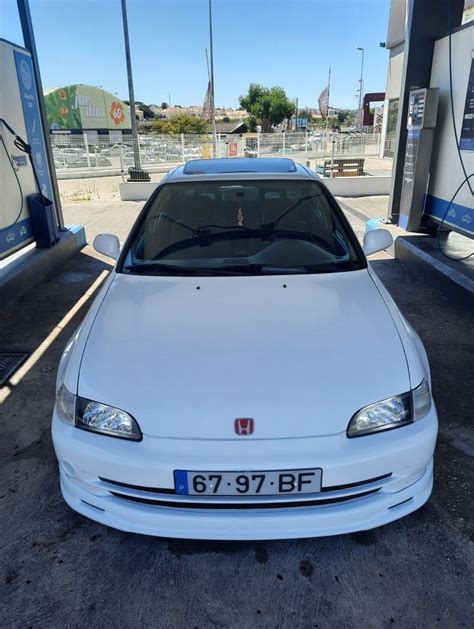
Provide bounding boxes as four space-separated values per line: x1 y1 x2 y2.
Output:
368 267 430 388
56 270 116 395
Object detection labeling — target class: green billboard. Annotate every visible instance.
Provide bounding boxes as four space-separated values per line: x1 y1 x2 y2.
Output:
44 84 131 131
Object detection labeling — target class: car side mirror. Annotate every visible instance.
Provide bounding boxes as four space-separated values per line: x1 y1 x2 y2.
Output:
363 228 393 257
93 233 121 260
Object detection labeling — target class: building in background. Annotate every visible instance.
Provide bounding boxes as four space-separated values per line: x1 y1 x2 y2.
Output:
379 1 407 158
44 84 131 143
214 121 248 134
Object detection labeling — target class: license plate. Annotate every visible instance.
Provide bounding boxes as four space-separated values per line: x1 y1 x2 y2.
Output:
174 468 322 496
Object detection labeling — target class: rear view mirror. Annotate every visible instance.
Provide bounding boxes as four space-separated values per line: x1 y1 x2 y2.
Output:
363 229 393 257
93 233 120 260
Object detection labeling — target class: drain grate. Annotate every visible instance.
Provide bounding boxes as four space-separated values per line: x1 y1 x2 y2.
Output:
0 353 28 387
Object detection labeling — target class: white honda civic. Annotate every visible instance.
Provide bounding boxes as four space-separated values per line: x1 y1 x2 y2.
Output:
52 158 437 540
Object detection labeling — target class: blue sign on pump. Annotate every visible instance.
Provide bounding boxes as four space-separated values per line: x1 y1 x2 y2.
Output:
14 50 54 203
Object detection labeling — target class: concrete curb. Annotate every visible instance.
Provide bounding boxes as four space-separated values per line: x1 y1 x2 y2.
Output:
0 225 87 305
119 176 393 202
119 181 159 201
395 236 474 294
322 176 391 197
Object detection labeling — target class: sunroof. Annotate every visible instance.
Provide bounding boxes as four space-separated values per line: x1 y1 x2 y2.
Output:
183 158 297 175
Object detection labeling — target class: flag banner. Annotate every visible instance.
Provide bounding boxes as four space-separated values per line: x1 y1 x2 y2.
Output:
318 86 329 119
202 81 213 121
374 107 384 133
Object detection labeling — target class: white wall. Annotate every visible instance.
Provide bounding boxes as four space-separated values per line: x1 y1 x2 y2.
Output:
120 181 158 201
428 24 474 213
119 177 392 202
323 176 392 197
385 48 405 100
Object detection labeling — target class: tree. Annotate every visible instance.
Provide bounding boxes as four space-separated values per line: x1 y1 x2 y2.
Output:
245 115 258 132
298 108 313 123
151 113 208 134
124 100 155 120
222 116 230 123
337 109 357 127
161 102 169 109
239 84 295 132
137 103 155 120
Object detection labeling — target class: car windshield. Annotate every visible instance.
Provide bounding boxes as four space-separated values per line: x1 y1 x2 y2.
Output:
120 179 364 275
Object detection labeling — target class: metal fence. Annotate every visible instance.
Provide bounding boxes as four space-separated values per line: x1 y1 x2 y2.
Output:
52 132 394 202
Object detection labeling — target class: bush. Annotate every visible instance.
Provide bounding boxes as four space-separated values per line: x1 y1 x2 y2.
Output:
151 113 209 135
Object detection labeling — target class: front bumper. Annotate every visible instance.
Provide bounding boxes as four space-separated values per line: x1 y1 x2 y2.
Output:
52 409 437 540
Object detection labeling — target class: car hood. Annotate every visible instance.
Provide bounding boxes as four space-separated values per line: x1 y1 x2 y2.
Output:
78 270 409 439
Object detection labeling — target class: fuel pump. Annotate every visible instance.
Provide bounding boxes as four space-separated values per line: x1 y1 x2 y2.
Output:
0 38 58 258
0 117 59 249
398 88 439 232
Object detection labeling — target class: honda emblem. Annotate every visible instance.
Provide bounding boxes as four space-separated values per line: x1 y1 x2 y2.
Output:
234 418 254 436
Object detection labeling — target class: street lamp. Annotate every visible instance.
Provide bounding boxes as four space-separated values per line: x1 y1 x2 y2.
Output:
121 0 149 181
208 0 217 156
356 46 365 130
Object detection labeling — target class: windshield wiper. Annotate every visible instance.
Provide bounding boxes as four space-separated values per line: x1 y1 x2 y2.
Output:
156 213 199 235
213 263 313 275
157 194 323 241
197 223 253 232
261 193 323 234
123 262 257 276
262 228 339 254
157 213 254 234
156 214 253 246
124 262 214 275
123 262 330 276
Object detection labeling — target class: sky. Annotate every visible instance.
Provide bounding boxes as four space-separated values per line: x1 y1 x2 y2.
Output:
0 0 390 110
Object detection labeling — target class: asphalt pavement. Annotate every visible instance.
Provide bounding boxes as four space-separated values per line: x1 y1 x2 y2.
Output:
0 200 472 628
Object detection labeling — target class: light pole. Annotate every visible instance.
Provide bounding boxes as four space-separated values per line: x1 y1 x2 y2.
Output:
121 0 149 180
356 46 365 130
208 0 217 156
17 0 64 228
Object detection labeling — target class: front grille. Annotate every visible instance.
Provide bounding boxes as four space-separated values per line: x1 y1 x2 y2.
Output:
98 473 392 511
110 488 380 510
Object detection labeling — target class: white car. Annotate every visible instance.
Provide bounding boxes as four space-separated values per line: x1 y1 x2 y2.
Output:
52 158 437 540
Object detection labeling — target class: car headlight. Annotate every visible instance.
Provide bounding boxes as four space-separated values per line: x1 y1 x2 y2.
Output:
347 379 432 438
55 386 142 441
76 397 142 441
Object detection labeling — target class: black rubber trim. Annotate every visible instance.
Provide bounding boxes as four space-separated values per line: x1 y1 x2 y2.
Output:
99 472 392 496
81 499 105 512
110 488 380 510
321 472 392 492
388 497 413 510
100 477 176 494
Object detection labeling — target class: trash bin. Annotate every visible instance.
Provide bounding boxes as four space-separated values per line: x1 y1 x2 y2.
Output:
128 167 151 182
27 192 59 248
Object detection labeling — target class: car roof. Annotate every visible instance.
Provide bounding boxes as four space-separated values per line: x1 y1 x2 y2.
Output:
166 158 317 182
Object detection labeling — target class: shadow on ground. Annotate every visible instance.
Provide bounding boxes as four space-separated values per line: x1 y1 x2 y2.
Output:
0 252 472 628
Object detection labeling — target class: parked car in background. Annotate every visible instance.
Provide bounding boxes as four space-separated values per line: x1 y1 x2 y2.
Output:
122 150 159 166
57 147 112 168
100 144 130 157
243 147 258 158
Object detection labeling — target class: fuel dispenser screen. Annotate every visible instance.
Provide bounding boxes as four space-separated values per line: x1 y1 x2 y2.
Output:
408 92 425 129
459 58 474 152
398 88 439 232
